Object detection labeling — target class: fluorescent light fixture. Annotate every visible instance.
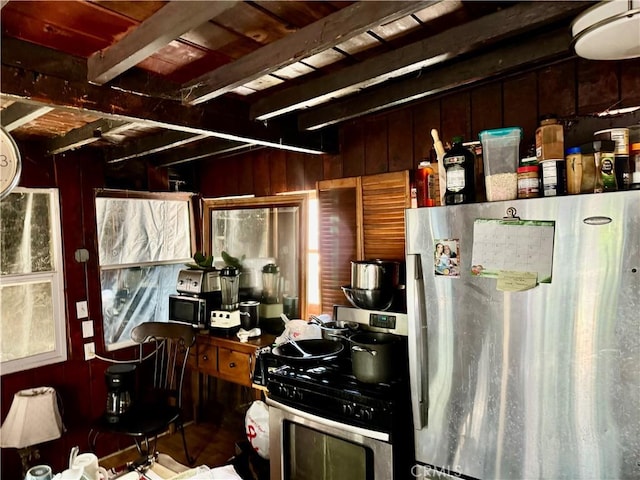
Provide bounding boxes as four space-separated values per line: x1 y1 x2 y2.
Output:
572 1 640 60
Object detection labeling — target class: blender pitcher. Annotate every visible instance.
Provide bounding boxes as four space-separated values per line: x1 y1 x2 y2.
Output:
261 263 280 304
220 266 240 311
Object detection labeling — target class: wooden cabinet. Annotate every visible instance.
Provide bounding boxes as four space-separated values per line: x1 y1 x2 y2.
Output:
188 332 275 421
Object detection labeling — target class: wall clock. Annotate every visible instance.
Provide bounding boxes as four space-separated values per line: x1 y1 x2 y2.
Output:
0 126 22 200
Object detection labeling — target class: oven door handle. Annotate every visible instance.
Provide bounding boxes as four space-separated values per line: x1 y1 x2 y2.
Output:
265 397 390 442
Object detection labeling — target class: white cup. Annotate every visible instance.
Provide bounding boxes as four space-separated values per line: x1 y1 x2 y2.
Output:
25 464 53 480
71 453 108 480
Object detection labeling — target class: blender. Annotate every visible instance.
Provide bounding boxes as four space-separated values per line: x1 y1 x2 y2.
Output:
258 263 284 321
209 266 241 334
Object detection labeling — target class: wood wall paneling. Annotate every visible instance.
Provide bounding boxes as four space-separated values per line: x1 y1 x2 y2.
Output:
440 91 471 146
238 155 255 194
341 120 366 178
387 108 414 172
303 153 323 190
363 115 388 175
537 60 576 119
269 149 288 193
620 59 640 107
577 59 619 115
285 151 306 192
471 82 503 139
503 71 538 152
253 150 272 196
322 153 343 181
412 99 441 164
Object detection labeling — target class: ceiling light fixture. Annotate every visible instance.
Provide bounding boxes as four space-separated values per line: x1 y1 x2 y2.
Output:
572 0 640 60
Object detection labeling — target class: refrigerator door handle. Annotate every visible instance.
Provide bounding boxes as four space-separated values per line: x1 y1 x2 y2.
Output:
407 253 428 429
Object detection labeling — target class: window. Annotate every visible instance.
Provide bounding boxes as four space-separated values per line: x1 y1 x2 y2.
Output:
203 194 308 320
96 191 194 350
0 188 66 375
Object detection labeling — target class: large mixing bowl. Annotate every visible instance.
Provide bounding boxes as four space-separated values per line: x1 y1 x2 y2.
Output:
341 285 394 311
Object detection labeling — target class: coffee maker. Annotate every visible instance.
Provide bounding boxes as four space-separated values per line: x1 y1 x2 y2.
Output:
104 363 136 423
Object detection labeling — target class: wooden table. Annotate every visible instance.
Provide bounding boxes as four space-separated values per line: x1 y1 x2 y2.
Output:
187 331 275 421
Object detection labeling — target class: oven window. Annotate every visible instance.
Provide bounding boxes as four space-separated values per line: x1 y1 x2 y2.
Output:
284 422 372 480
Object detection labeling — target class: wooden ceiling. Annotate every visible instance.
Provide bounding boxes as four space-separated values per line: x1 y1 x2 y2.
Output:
0 1 593 167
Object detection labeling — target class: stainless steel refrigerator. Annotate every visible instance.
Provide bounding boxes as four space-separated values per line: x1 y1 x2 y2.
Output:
405 192 639 480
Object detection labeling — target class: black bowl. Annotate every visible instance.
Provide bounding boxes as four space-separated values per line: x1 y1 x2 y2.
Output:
341 285 394 311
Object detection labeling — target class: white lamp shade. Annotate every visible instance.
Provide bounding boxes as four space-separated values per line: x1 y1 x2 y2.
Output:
572 0 640 60
0 387 63 448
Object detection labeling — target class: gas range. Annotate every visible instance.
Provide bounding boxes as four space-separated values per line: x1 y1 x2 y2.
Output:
262 305 410 436
267 359 407 435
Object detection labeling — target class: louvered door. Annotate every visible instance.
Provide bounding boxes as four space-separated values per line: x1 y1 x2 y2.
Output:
317 172 410 315
361 171 410 261
317 178 359 315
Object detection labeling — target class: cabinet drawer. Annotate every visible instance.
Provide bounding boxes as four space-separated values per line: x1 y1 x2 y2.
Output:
218 347 251 386
198 343 218 375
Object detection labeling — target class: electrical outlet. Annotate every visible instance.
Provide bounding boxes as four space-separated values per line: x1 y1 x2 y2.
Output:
84 342 95 360
76 300 88 319
82 320 94 339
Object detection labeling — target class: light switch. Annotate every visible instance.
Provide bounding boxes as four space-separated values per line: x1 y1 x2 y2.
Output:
76 300 88 319
82 320 94 339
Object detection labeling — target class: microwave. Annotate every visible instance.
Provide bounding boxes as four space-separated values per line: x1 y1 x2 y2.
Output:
168 293 220 328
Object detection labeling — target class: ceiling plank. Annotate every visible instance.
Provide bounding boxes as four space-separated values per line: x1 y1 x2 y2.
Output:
299 29 574 131
1 62 330 155
1 102 54 131
181 1 442 105
107 130 210 163
87 1 238 85
252 1 591 121
46 118 132 155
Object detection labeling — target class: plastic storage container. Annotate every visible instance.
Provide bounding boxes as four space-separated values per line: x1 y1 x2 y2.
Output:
479 127 523 201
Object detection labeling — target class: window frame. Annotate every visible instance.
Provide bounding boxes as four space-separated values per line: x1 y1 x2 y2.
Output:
0 187 67 375
95 189 196 351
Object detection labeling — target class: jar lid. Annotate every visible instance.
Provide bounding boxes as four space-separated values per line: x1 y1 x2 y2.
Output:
631 142 640 152
518 165 539 173
566 146 581 155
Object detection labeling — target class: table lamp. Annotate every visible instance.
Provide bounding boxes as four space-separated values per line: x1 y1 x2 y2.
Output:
0 386 63 475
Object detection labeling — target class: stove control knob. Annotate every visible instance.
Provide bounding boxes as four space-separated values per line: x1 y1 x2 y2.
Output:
361 408 373 421
343 403 355 415
294 389 304 401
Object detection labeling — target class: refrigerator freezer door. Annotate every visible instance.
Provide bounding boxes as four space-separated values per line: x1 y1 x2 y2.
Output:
406 192 640 480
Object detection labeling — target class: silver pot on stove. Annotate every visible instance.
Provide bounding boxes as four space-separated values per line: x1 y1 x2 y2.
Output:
349 332 400 384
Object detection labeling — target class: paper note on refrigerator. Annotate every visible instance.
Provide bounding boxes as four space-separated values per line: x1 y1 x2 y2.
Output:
471 218 555 283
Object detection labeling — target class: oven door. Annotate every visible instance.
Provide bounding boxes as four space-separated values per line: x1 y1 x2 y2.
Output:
267 397 393 480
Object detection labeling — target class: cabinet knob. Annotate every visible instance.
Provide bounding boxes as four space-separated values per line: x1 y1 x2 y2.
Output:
202 355 208 361
229 362 236 368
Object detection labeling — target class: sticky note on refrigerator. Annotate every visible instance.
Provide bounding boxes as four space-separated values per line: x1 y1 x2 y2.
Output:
496 270 538 291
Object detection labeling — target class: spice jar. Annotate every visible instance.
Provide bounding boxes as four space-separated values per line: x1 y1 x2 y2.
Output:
631 142 640 190
565 146 582 194
415 160 436 207
517 165 539 198
535 114 564 162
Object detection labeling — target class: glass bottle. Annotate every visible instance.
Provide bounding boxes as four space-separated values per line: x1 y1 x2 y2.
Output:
443 136 476 205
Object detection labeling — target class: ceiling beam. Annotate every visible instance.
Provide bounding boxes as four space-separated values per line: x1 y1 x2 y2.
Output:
252 1 591 122
46 119 132 155
1 63 330 155
181 0 441 105
299 29 574 131
1 102 53 131
107 131 210 163
88 1 238 85
153 138 255 167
